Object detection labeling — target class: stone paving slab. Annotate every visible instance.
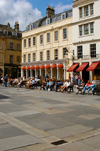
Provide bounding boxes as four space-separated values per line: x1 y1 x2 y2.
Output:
78 114 100 120
7 110 40 117
78 134 100 149
59 142 95 151
0 135 42 151
47 125 94 138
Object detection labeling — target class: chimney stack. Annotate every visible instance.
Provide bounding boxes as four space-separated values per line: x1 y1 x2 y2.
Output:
46 5 55 18
7 22 10 28
14 21 19 32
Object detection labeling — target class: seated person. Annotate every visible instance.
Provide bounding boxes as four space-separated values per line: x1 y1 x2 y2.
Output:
45 80 49 90
76 80 85 94
88 80 96 94
49 79 53 90
59 80 66 92
12 78 19 86
40 80 46 90
55 80 63 92
82 80 91 94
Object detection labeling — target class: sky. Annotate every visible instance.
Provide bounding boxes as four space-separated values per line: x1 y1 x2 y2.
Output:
0 0 73 31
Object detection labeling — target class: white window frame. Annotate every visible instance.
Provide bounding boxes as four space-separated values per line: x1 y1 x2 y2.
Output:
84 5 89 17
84 24 89 35
12 32 17 36
46 18 50 25
61 13 66 20
79 7 83 18
90 3 94 15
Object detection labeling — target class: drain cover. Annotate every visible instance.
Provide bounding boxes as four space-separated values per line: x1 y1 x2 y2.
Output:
51 140 67 146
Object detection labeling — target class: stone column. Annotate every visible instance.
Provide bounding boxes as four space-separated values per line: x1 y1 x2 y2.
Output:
35 69 36 77
63 64 65 80
89 57 92 82
79 58 82 80
45 68 46 77
30 69 32 78
40 69 41 76
57 68 59 80
26 70 27 79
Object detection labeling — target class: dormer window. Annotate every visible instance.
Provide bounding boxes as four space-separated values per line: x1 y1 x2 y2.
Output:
12 32 17 36
3 30 8 35
46 18 51 25
61 13 66 20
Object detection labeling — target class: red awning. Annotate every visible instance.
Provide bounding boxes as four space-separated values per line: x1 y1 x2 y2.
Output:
30 66 34 70
26 66 30 70
51 64 57 68
58 63 63 68
86 62 99 71
40 65 45 69
46 64 51 69
35 65 40 69
76 63 88 72
22 66 26 70
67 63 79 72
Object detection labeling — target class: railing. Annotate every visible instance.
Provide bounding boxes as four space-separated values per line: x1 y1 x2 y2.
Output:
73 54 100 60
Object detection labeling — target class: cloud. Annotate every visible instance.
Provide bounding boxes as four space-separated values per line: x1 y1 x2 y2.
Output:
55 3 72 14
0 0 42 31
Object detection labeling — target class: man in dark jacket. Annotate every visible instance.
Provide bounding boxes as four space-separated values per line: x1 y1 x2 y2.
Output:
4 75 8 87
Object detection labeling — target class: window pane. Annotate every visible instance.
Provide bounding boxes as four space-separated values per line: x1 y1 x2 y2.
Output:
90 4 94 15
90 22 94 34
17 44 20 50
63 28 67 39
47 33 50 43
40 35 43 44
28 54 30 62
10 43 13 50
84 6 89 17
84 24 89 35
17 56 20 64
90 44 96 58
28 38 31 47
77 46 83 59
24 55 26 63
47 50 50 60
33 37 36 46
10 55 13 63
24 39 26 47
40 52 43 61
33 53 36 61
79 25 83 36
55 31 58 41
54 49 58 60
79 7 83 18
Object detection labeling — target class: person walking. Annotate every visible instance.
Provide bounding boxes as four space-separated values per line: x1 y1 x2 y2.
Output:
4 74 8 87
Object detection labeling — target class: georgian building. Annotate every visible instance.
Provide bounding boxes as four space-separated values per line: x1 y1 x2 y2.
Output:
21 6 73 80
72 0 100 82
0 22 22 78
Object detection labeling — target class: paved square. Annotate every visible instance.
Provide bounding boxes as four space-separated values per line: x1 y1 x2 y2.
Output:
0 86 100 151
